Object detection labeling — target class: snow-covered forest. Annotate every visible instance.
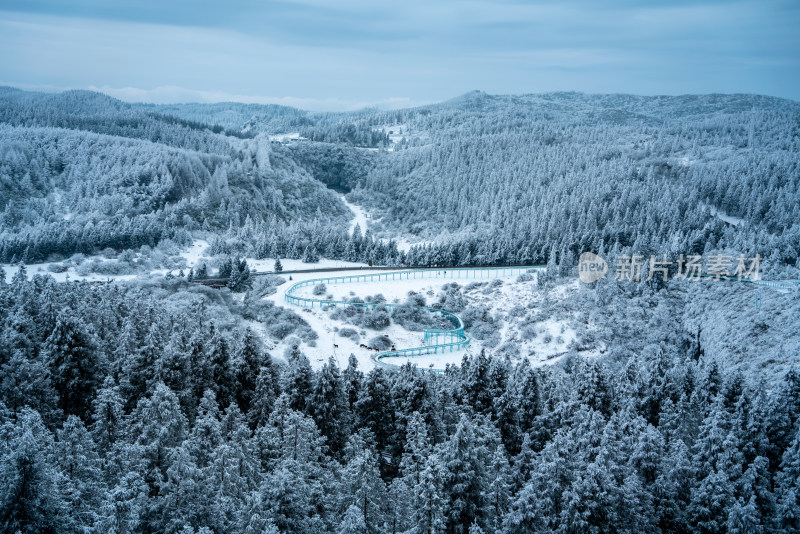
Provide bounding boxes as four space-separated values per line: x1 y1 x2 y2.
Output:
2 273 800 533
1 87 799 533
4 88 799 274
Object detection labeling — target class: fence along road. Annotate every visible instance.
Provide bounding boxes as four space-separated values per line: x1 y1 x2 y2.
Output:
283 266 546 373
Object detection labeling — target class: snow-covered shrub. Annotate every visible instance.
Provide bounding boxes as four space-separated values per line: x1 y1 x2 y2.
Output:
268 320 295 340
313 283 327 296
369 335 392 350
464 282 484 292
392 295 440 331
68 253 86 265
437 283 467 311
119 249 136 264
521 325 538 340
88 260 137 276
495 342 520 358
362 309 391 330
508 305 526 317
338 328 359 342
295 325 318 342
47 263 69 273
75 262 93 276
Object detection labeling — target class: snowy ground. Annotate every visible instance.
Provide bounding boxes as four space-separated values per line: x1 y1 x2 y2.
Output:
340 195 370 236
287 273 476 370
709 206 746 227
0 259 140 284
375 122 431 152
271 268 585 372
180 238 368 274
267 132 306 142
264 266 393 371
340 193 435 253
340 193 424 253
293 274 447 303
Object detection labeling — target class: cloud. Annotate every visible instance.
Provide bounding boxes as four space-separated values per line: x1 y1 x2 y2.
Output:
0 1 798 104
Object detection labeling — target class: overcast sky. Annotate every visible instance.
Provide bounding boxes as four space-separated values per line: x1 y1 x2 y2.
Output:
0 0 797 111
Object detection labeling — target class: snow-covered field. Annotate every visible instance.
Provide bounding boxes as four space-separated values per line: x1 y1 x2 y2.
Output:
292 274 446 303
271 267 585 372
267 132 306 142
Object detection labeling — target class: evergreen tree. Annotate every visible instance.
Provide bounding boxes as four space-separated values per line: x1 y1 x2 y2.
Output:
415 461 446 534
356 368 394 452
54 415 106 529
343 353 363 414
187 390 223 469
129 382 188 525
208 330 235 409
1 350 62 426
90 376 124 457
775 424 800 532
310 357 348 454
339 504 367 534
43 314 100 418
339 448 387 534
282 345 313 414
120 321 162 410
439 415 488 533
302 244 320 263
234 328 267 415
249 366 278 429
0 408 69 533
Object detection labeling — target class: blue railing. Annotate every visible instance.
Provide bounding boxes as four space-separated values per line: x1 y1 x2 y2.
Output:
284 266 545 372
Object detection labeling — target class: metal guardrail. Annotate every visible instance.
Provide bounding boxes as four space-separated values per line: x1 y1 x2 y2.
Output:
283 266 545 373
194 263 547 286
695 273 799 292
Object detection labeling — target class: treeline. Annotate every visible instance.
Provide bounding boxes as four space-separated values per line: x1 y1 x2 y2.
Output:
212 220 404 267
1 272 799 533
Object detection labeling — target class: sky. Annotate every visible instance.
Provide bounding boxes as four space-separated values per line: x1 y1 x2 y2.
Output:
0 0 798 111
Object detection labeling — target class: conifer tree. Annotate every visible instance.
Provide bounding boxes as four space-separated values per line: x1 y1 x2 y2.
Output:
43 314 100 418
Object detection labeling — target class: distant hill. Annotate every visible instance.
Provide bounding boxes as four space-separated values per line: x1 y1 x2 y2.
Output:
1 88 798 276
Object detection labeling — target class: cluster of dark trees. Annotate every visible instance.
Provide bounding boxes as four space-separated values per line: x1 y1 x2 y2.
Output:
211 257 253 292
1 271 799 533
215 221 404 268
